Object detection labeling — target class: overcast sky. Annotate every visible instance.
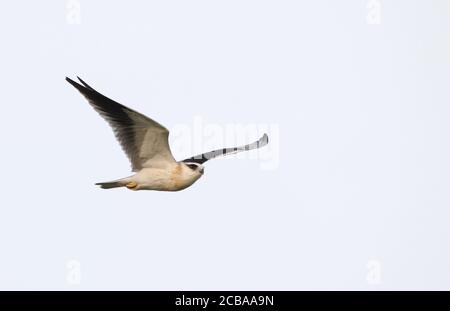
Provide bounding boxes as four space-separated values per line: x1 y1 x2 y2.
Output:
0 0 449 290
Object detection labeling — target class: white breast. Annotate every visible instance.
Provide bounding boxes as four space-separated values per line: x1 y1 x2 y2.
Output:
133 163 202 191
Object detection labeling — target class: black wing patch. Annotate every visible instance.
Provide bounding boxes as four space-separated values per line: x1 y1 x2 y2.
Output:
182 134 269 164
66 76 137 150
66 76 172 171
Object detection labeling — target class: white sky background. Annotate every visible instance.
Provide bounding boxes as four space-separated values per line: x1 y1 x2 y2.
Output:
0 0 449 290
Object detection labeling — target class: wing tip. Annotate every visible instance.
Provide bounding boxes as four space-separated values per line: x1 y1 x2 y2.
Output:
66 76 84 91
77 76 94 90
259 133 269 147
66 76 96 94
65 76 75 84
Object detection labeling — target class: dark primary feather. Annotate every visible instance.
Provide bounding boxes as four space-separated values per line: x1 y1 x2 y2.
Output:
183 133 269 164
66 76 174 171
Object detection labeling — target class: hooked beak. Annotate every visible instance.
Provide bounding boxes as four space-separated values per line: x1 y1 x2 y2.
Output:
199 167 204 174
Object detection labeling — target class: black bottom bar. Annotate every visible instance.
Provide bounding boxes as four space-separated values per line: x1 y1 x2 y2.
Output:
0 291 449 309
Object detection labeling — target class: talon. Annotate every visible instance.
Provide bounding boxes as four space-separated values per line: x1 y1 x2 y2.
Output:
126 181 138 189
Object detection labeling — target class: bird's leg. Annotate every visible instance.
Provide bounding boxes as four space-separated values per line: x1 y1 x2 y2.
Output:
126 181 138 190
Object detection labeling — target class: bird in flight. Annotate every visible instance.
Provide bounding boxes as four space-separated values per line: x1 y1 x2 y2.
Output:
66 77 269 191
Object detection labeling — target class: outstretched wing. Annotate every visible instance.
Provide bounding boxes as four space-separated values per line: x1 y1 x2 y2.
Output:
66 77 176 171
182 134 269 164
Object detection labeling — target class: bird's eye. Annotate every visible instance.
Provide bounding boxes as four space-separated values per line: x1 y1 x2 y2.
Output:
187 164 198 170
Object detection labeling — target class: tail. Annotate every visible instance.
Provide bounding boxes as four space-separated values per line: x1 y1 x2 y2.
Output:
95 181 124 189
95 177 131 189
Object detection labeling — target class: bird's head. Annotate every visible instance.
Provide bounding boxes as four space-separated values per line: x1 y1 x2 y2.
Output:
183 162 205 176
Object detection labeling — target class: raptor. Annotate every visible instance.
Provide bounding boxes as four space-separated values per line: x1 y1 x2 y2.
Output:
66 77 269 191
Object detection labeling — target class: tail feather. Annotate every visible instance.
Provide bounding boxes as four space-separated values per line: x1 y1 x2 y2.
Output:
95 181 124 189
